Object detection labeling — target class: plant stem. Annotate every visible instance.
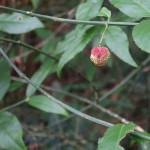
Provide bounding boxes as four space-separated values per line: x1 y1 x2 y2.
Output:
50 55 150 126
11 77 143 131
0 37 98 99
99 23 108 47
0 99 26 112
99 16 110 46
0 38 57 61
98 55 150 102
0 6 139 26
0 48 150 141
0 48 112 128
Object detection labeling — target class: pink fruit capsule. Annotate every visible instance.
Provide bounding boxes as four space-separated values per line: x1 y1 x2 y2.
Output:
90 46 110 66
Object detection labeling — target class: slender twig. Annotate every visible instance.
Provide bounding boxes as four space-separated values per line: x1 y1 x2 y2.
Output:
10 76 144 131
99 23 108 47
98 55 150 102
0 48 112 127
99 17 110 47
50 55 150 126
0 6 139 26
10 53 150 128
0 48 150 140
35 8 76 49
0 99 26 112
0 37 98 100
0 38 57 61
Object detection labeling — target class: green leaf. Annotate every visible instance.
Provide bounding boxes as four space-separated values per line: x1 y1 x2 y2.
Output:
26 59 55 97
97 7 111 19
0 59 11 101
130 131 150 144
31 0 40 9
54 25 94 56
132 20 150 53
27 95 69 117
109 0 150 18
76 0 104 20
104 26 137 67
0 13 44 34
0 111 26 150
57 26 97 77
97 123 136 150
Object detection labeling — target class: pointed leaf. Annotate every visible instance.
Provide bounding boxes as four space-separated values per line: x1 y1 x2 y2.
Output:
109 0 150 18
27 95 69 117
26 59 55 97
0 59 11 101
0 13 44 34
57 26 97 77
76 0 104 20
0 111 26 150
54 25 92 56
104 26 137 67
97 123 136 150
132 20 150 53
97 7 111 19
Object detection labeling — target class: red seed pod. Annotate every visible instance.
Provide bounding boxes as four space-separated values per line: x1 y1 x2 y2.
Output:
90 46 110 66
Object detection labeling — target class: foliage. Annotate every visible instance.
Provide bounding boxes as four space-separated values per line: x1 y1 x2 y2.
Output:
0 111 26 150
97 123 135 150
0 12 44 34
27 95 69 117
0 59 10 100
0 0 150 149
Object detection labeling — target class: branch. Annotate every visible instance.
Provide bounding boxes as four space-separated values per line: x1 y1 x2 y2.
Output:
50 55 150 128
98 54 150 102
0 47 112 128
0 99 26 112
0 48 150 141
0 37 98 98
11 76 144 131
0 6 139 26
0 38 57 61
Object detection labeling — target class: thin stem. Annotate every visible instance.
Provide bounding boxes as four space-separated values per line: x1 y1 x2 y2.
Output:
0 48 150 141
0 48 112 128
11 77 131 126
99 24 108 47
0 38 57 61
37 84 144 131
0 6 139 26
50 55 150 126
0 99 26 112
98 55 150 103
99 17 110 47
1 37 98 98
